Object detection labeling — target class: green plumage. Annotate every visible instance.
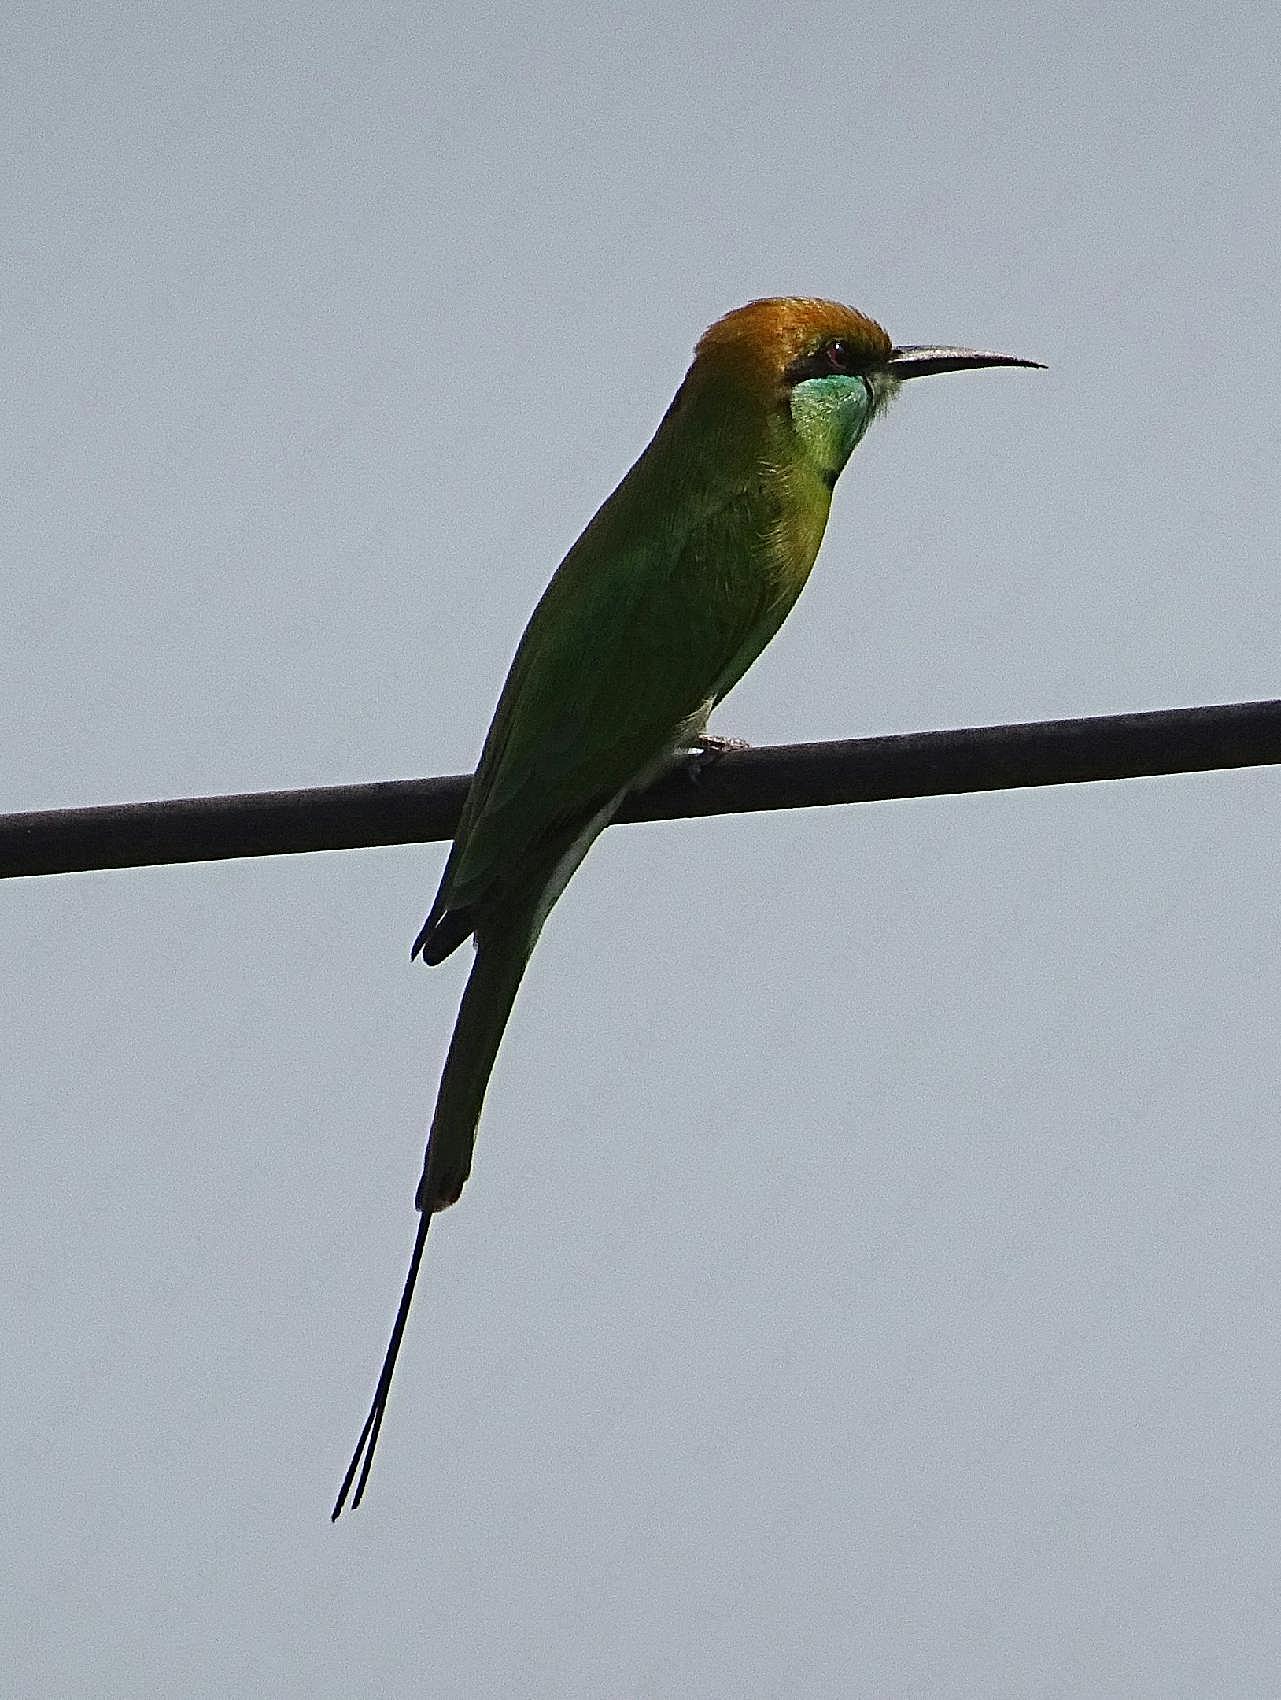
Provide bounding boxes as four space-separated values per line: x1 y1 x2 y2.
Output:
412 350 840 1208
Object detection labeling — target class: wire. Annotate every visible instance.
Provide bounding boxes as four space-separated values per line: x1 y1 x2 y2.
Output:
4 698 1279 881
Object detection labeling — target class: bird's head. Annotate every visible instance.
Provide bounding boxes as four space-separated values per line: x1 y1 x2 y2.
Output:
690 297 1044 488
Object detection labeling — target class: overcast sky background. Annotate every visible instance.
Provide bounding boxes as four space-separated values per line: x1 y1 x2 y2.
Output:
5 3 1280 1695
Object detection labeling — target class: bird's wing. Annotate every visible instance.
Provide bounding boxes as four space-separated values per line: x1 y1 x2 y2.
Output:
420 476 788 950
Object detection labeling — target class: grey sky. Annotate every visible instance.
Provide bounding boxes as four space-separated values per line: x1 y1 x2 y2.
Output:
5 2 1280 1695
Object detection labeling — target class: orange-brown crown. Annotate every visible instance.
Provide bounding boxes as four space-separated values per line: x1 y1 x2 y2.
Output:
693 298 892 400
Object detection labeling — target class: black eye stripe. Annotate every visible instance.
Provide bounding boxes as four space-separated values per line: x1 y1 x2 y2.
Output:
785 339 869 385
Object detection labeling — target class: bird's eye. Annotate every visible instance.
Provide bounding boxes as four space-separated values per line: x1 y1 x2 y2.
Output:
784 338 868 388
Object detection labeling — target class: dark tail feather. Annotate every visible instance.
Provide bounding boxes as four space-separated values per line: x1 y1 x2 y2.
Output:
416 921 533 1212
332 921 532 1517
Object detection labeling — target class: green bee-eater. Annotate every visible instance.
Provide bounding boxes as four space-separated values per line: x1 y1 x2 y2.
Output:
334 297 1042 1515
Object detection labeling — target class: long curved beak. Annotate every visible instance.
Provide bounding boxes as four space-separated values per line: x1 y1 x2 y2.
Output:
888 345 1046 379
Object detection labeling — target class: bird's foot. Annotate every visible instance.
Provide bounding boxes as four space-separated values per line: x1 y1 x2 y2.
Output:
683 733 751 781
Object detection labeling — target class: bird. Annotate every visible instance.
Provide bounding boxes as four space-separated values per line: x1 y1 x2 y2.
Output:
332 296 1043 1516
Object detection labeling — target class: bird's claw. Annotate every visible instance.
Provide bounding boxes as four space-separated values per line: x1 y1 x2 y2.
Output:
683 733 750 781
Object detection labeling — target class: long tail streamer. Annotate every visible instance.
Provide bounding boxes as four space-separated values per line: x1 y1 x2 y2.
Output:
332 1209 432 1519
